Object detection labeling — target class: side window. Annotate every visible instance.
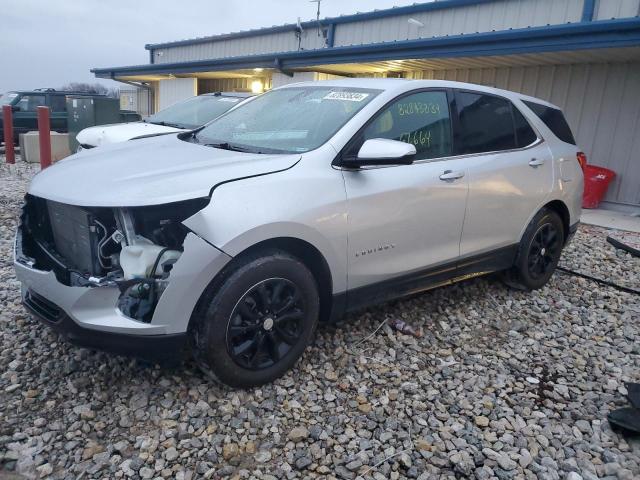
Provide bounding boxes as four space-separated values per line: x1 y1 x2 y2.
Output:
523 100 576 145
513 106 537 147
49 95 67 112
362 90 452 161
456 92 516 154
16 95 46 112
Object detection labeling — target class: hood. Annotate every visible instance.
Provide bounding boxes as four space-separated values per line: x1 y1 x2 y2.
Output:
76 122 184 147
29 134 300 207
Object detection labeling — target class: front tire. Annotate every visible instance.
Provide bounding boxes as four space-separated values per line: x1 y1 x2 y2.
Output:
502 208 564 291
192 250 319 388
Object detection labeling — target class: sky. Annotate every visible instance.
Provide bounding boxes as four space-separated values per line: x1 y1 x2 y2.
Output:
0 0 421 94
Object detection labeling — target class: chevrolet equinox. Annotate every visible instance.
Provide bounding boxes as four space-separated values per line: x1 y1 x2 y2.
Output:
14 79 584 387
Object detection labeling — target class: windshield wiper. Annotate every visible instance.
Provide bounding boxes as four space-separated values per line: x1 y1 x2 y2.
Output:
148 120 184 129
204 142 258 153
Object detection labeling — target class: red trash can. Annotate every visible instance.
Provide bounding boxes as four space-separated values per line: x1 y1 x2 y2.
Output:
582 165 616 209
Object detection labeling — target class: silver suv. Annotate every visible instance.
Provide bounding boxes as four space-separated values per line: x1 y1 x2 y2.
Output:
14 79 584 387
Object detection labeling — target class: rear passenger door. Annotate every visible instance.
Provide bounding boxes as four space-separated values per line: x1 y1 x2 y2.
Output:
454 90 554 259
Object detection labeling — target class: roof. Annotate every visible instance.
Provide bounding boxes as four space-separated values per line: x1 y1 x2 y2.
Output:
144 0 489 51
92 18 640 79
276 77 561 108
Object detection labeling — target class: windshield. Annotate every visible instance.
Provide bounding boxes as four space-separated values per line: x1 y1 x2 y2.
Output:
146 95 247 129
195 86 381 154
0 93 18 105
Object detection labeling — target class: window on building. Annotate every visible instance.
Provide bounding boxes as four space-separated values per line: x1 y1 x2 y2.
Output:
49 95 67 112
456 92 517 154
513 106 538 148
523 100 576 145
16 95 46 112
361 90 452 161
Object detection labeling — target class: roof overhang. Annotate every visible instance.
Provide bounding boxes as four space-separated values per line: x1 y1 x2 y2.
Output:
93 18 640 81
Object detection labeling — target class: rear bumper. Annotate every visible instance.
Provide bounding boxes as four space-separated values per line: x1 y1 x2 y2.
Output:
23 289 188 360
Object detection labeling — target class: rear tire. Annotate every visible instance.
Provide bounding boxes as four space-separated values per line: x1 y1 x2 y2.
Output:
502 208 564 291
191 250 319 388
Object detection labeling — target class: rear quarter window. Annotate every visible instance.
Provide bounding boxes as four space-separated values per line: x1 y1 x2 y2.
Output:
523 101 576 145
513 106 537 148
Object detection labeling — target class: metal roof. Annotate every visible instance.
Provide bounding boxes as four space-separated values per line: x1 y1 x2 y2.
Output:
92 18 640 79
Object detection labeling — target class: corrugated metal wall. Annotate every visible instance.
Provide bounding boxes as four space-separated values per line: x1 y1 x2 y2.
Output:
197 77 272 93
594 0 640 20
157 78 197 110
119 88 152 116
154 30 326 64
334 0 584 46
409 62 640 206
150 0 640 64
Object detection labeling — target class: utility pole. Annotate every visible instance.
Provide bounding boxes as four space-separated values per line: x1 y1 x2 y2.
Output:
310 0 322 36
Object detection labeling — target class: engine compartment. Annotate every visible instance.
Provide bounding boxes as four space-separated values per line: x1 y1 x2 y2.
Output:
19 195 209 322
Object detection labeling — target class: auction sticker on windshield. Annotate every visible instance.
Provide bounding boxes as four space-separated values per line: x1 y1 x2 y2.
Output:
323 91 370 102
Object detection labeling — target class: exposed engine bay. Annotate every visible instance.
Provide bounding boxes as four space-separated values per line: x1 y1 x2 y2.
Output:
18 195 209 322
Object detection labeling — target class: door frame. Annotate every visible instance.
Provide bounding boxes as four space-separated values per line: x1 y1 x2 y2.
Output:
332 87 545 168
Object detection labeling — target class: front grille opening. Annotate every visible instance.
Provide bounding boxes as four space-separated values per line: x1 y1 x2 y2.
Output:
20 195 120 285
24 290 63 323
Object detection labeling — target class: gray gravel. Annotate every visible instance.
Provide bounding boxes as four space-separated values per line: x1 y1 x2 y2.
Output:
0 162 639 480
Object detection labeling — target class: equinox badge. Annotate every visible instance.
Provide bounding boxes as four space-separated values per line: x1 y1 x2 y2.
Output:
355 243 396 258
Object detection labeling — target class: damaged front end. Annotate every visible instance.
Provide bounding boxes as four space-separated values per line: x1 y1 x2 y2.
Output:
17 194 209 323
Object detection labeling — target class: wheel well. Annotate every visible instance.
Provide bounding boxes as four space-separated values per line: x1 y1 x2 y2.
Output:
228 237 334 323
543 200 570 242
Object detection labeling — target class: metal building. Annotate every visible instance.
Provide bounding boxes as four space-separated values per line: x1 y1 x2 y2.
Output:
93 0 640 209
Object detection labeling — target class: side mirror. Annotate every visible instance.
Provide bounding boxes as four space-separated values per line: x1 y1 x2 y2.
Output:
346 138 416 167
11 105 20 112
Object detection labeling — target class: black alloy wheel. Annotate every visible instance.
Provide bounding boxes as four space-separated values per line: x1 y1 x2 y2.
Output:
226 278 305 370
191 250 319 388
527 222 562 280
501 208 565 291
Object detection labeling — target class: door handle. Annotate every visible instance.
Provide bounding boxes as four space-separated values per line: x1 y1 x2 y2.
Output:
439 170 465 181
528 158 545 167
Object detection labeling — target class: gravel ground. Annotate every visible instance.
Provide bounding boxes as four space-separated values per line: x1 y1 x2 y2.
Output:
0 162 639 480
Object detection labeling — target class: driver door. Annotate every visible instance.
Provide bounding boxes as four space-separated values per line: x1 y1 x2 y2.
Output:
340 89 469 298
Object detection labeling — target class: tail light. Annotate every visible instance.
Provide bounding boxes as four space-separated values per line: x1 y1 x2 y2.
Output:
576 152 587 172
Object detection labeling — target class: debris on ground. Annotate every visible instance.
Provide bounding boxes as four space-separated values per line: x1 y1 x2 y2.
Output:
388 318 423 338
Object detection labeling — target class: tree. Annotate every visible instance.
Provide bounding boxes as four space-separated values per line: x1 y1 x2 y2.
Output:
58 82 119 98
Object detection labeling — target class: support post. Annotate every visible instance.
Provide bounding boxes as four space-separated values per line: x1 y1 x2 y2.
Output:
582 0 596 22
37 106 52 169
2 105 15 164
326 23 336 48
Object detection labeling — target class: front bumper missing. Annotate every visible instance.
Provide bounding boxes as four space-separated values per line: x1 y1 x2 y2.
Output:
14 229 232 358
23 289 188 360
